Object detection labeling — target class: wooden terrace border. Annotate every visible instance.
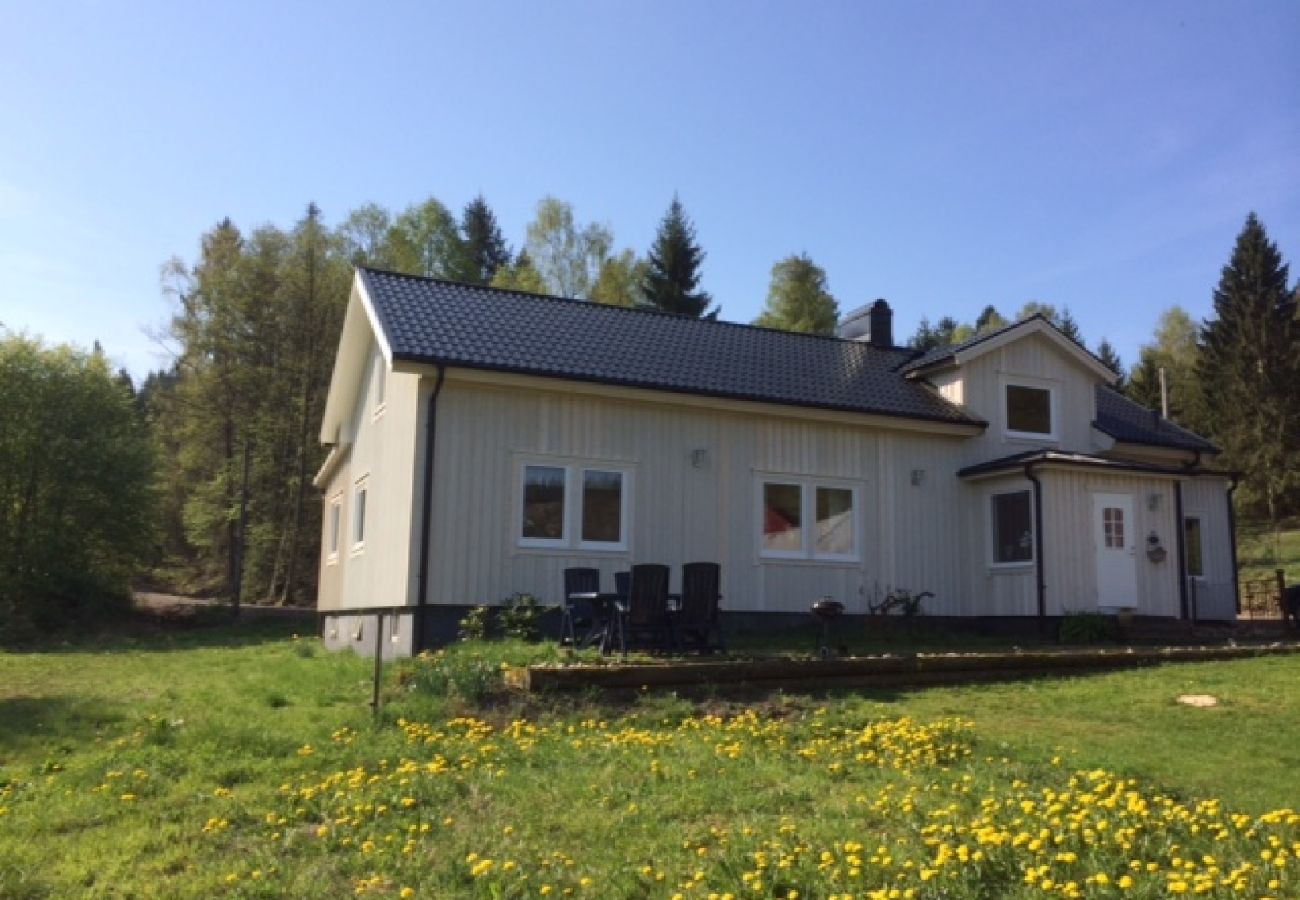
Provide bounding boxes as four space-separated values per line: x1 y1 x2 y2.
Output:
503 643 1300 693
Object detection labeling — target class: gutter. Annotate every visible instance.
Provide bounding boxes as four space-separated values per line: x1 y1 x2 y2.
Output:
412 364 447 653
1226 474 1241 616
1024 460 1046 620
1174 481 1189 620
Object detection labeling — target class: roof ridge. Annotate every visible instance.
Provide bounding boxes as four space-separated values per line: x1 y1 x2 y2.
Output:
357 266 912 352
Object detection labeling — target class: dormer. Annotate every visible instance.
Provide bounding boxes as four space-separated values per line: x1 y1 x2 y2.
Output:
900 316 1120 461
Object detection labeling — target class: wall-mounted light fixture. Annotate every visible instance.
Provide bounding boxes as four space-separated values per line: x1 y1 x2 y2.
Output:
1147 493 1161 511
690 448 709 469
910 468 925 486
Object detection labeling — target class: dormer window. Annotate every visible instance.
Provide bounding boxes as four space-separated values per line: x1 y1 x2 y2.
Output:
1004 380 1057 441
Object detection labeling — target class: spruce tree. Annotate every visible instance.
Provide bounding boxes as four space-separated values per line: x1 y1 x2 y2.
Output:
640 196 713 316
1095 338 1125 389
459 195 510 284
1198 213 1300 529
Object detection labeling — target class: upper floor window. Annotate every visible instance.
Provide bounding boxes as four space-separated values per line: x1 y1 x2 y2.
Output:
1004 381 1056 440
518 460 630 551
758 477 859 562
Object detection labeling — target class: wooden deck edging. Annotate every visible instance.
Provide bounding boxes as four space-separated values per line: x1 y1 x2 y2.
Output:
503 643 1300 693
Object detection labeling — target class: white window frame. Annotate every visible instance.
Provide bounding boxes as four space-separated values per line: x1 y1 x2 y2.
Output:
987 484 1036 569
351 476 368 554
1183 513 1205 580
515 458 632 553
755 475 861 563
326 493 343 564
1001 375 1058 443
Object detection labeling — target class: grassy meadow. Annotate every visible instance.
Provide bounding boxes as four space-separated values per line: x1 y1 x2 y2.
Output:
1238 519 1300 586
2 622 1299 898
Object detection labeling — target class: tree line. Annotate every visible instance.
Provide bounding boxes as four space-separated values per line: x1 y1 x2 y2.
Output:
3 195 1293 635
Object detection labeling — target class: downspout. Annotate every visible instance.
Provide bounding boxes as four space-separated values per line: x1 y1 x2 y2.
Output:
1174 481 1189 620
413 365 447 654
1226 474 1241 616
1024 461 1046 620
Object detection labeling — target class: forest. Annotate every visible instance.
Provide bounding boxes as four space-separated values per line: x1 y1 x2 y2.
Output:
1 196 1296 634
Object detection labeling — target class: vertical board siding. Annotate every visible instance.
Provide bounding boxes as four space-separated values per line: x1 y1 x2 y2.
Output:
952 334 1101 463
1180 476 1236 620
426 379 975 617
1039 469 1180 617
325 343 423 611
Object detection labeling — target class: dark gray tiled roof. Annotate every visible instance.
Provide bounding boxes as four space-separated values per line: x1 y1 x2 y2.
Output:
1093 386 1218 453
360 269 982 426
957 449 1205 479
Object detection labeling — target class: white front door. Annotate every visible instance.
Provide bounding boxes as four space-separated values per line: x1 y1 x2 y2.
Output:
1093 493 1138 608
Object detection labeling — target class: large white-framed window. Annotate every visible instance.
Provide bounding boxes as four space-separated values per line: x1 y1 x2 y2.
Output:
326 493 343 564
1183 515 1204 579
517 459 631 552
988 486 1035 567
352 476 368 553
1002 376 1058 442
756 476 860 562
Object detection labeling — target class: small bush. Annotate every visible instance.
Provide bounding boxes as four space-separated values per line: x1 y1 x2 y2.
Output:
498 593 546 641
457 605 493 642
404 650 502 705
1058 611 1117 645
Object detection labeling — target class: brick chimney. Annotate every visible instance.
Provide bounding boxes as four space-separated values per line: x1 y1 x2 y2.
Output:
835 299 894 348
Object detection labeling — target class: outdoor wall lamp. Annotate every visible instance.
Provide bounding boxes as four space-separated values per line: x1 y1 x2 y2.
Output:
910 468 925 486
1147 492 1161 511
690 448 710 469
1146 531 1167 563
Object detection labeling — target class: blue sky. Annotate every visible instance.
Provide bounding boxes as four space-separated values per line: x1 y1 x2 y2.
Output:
1 0 1297 380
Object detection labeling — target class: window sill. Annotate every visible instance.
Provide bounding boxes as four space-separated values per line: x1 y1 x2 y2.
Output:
326 553 339 566
988 562 1034 574
758 555 862 568
350 544 366 558
513 544 630 556
372 403 386 422
1003 431 1057 443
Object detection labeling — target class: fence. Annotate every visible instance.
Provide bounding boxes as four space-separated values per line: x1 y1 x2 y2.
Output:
1237 569 1288 620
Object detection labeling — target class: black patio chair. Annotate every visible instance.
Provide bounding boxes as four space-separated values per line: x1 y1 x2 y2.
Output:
560 567 600 647
614 570 630 604
614 564 671 655
677 562 726 653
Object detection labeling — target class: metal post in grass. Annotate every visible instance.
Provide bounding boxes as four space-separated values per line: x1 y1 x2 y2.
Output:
371 612 383 717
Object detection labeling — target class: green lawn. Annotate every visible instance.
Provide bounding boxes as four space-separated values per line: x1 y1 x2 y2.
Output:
1238 518 1300 586
2 624 1298 898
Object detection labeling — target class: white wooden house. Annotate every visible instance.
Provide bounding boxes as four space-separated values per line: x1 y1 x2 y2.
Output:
314 269 1236 654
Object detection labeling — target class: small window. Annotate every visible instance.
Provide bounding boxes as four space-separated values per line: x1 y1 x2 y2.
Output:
517 461 631 550
1103 506 1125 548
1005 384 1053 437
521 465 566 543
352 482 367 549
758 478 858 561
1184 517 1204 578
762 483 803 554
374 356 386 410
328 496 342 559
581 469 623 545
991 489 1034 565
815 487 855 557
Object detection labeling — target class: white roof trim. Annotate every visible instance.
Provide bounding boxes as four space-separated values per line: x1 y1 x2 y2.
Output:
912 318 1118 384
355 273 392 366
318 272 388 444
312 443 351 489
